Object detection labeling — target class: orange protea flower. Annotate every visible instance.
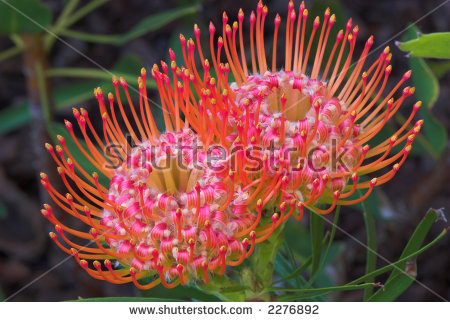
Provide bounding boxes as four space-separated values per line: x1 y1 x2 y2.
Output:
40 69 280 289
150 0 422 222
41 77 265 289
40 0 424 291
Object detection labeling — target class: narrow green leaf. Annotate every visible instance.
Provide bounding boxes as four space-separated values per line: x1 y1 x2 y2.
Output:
53 80 100 108
306 206 341 288
64 0 111 27
361 197 377 300
387 208 439 282
0 0 52 35
398 32 450 59
0 45 23 63
272 230 331 286
71 297 181 302
58 4 198 45
310 211 324 274
0 103 30 135
272 283 380 301
43 0 80 51
273 256 312 286
283 242 305 288
119 4 198 44
367 273 414 302
367 209 444 301
349 222 448 287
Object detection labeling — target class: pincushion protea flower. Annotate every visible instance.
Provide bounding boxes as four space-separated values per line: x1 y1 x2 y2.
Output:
41 71 279 289
40 0 423 291
150 0 422 224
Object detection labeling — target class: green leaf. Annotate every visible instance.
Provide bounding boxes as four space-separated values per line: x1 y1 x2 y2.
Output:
361 197 377 300
0 0 52 35
71 297 181 302
367 209 444 301
273 247 309 288
54 80 100 108
0 45 24 63
0 103 30 135
401 26 447 157
0 80 100 135
367 274 413 302
416 99 447 158
349 208 447 302
389 208 440 279
272 283 380 301
58 4 198 45
273 256 312 286
304 206 341 289
310 211 324 274
120 4 197 44
427 60 450 80
409 54 439 110
273 227 333 287
398 32 450 59
63 0 110 27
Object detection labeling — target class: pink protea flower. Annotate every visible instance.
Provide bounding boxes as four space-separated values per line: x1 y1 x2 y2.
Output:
40 0 424 291
150 0 422 226
40 74 275 289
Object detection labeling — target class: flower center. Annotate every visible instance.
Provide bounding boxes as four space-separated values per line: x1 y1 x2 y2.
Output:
102 130 253 279
230 71 364 197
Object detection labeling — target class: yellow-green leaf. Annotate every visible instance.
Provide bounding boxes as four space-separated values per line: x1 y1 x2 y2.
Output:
398 32 450 59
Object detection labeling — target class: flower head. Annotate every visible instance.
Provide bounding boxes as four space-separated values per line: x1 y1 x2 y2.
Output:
41 0 423 290
41 72 270 289
151 0 422 219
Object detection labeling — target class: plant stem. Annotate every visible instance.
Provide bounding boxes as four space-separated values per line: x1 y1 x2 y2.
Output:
0 45 24 63
21 34 56 204
44 0 80 51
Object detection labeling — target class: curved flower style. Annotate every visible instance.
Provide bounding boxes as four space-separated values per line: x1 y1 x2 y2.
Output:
150 0 422 221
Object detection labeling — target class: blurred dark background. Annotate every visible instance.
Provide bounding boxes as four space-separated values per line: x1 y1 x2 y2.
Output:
0 0 449 301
